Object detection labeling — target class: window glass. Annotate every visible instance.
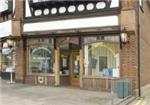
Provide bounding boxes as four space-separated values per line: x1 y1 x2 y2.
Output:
1 42 15 72
0 0 8 12
1 53 15 73
28 38 54 74
58 37 79 75
83 36 120 77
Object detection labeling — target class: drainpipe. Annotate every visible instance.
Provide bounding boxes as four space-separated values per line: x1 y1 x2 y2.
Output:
137 0 141 97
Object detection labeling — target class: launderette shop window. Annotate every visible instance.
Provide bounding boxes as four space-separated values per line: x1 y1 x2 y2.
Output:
83 36 120 77
28 38 54 74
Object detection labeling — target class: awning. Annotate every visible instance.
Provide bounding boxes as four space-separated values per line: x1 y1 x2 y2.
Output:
22 26 121 38
0 35 21 42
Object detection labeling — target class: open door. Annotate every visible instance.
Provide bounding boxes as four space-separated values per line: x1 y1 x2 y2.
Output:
70 51 80 87
59 37 80 87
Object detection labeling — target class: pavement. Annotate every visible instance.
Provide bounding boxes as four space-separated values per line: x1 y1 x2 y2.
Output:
129 84 150 105
0 79 115 105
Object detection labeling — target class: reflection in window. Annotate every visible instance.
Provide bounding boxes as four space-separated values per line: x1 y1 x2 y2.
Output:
83 36 120 77
1 53 15 72
29 45 54 74
0 0 8 12
60 43 69 75
0 42 15 72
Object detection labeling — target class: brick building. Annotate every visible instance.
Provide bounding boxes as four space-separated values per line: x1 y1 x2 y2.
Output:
0 0 150 98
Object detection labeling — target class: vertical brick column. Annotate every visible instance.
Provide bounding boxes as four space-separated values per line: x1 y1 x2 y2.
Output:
15 39 26 82
14 0 24 82
120 0 138 95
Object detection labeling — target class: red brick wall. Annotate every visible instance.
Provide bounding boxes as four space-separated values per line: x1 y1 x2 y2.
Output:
140 1 150 86
13 0 24 82
120 0 138 93
25 75 55 86
15 40 25 82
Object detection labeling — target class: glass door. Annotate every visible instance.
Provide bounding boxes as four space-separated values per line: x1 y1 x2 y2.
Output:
70 51 80 87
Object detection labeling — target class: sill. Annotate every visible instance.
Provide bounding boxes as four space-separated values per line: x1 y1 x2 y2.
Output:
27 73 55 76
27 73 69 76
83 76 120 79
60 74 69 76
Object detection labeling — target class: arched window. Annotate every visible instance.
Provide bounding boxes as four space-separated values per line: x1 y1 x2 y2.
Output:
29 46 53 73
83 36 120 77
28 43 54 74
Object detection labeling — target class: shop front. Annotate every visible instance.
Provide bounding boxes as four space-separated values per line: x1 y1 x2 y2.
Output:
25 37 80 86
0 39 16 80
23 32 121 90
22 0 126 91
82 35 120 91
0 20 16 80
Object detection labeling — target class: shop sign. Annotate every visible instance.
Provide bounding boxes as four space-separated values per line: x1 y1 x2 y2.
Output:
5 67 15 72
25 0 120 18
24 15 118 32
2 47 13 55
31 47 51 54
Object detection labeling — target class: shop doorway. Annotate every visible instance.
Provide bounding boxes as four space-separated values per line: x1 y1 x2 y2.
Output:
59 37 80 87
70 51 80 86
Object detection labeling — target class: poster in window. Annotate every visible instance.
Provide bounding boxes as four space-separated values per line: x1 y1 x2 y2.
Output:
99 56 107 72
91 58 97 69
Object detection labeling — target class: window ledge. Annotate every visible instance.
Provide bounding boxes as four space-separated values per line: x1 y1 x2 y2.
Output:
27 73 55 76
83 76 120 80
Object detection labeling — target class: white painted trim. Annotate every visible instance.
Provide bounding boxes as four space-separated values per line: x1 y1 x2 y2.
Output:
23 16 119 32
110 0 120 8
13 0 15 17
25 0 32 17
0 20 12 38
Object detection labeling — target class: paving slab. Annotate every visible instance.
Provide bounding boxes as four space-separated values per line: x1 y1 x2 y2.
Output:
0 79 114 105
129 84 150 105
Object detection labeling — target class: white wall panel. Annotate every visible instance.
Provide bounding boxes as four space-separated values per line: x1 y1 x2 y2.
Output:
0 20 12 38
24 16 119 32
